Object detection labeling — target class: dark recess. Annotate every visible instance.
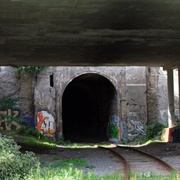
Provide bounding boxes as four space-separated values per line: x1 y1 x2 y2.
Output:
62 73 116 142
50 74 54 87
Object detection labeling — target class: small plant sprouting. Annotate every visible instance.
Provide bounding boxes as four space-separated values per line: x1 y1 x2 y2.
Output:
16 66 45 76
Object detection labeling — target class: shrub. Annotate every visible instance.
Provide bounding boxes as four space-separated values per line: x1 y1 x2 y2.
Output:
0 135 40 180
16 126 44 139
146 122 166 140
16 126 54 143
175 116 180 125
0 97 19 110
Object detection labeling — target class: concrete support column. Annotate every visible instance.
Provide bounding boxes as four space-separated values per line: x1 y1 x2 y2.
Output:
167 69 175 127
178 66 180 118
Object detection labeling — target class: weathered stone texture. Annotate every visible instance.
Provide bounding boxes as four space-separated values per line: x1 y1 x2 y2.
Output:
174 69 179 116
146 67 159 125
126 67 147 122
53 66 124 129
157 68 168 125
1 65 178 140
0 67 20 100
34 67 56 118
19 74 35 121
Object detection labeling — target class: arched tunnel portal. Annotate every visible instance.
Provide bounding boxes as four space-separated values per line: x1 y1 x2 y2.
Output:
62 73 118 142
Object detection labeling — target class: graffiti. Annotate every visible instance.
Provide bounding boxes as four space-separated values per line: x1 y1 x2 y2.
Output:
37 111 55 137
120 122 128 140
127 119 146 138
22 112 35 128
0 108 21 130
109 115 120 141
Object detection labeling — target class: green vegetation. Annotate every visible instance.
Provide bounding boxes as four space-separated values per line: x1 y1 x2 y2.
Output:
25 167 121 180
120 122 165 145
130 171 180 180
15 126 57 148
1 134 180 180
0 97 56 148
0 97 19 110
49 158 95 169
0 98 30 128
0 135 120 180
175 115 180 125
16 66 45 76
145 122 166 140
109 124 119 139
0 135 39 180
21 136 56 148
17 126 51 141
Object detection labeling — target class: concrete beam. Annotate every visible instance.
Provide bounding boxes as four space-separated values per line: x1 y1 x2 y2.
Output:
167 69 175 127
163 60 180 70
0 0 180 67
179 66 180 118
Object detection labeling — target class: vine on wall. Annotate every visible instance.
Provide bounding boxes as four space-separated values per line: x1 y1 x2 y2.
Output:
16 66 45 76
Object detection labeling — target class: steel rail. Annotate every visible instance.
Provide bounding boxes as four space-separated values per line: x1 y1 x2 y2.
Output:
117 145 175 173
98 146 130 180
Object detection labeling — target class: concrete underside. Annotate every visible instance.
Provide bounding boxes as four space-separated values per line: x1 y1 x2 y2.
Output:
0 0 180 68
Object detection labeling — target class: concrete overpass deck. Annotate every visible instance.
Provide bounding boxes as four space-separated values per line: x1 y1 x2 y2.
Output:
0 0 180 68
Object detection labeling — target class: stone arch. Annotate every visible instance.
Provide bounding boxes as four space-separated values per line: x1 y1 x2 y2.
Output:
61 72 120 142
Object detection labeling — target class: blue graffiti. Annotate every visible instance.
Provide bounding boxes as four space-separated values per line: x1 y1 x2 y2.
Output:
110 115 120 126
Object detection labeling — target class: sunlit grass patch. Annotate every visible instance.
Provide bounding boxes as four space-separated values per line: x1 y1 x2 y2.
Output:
48 157 95 169
130 170 180 180
26 166 121 180
24 136 56 148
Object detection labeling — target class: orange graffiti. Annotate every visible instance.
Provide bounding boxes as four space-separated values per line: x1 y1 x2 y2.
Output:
36 111 55 137
37 112 49 132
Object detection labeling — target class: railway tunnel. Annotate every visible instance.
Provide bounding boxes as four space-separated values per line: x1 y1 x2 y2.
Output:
62 73 118 142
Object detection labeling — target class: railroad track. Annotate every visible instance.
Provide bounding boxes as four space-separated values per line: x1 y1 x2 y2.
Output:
98 145 175 180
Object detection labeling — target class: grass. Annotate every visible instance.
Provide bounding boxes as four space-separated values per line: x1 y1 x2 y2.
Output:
130 171 180 180
25 166 121 180
24 136 56 148
25 162 180 180
1 130 57 148
49 158 96 169
1 130 180 180
57 141 110 148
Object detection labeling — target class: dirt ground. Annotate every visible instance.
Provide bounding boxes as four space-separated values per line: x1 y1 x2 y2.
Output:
21 142 180 176
136 142 180 172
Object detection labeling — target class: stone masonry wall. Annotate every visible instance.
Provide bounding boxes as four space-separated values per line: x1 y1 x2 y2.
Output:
0 67 20 100
1 66 177 140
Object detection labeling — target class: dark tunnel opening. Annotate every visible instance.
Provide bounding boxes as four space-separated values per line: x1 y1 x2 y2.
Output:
62 73 117 142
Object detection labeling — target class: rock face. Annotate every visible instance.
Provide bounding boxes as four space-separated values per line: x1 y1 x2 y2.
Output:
0 67 20 100
0 66 179 141
19 73 36 127
34 67 56 117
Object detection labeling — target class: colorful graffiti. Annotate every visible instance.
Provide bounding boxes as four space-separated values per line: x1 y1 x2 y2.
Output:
120 122 128 140
0 108 21 130
37 111 55 137
22 112 35 128
109 115 120 142
127 119 146 138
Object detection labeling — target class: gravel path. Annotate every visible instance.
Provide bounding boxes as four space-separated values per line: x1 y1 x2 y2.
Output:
35 142 180 176
36 147 121 176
